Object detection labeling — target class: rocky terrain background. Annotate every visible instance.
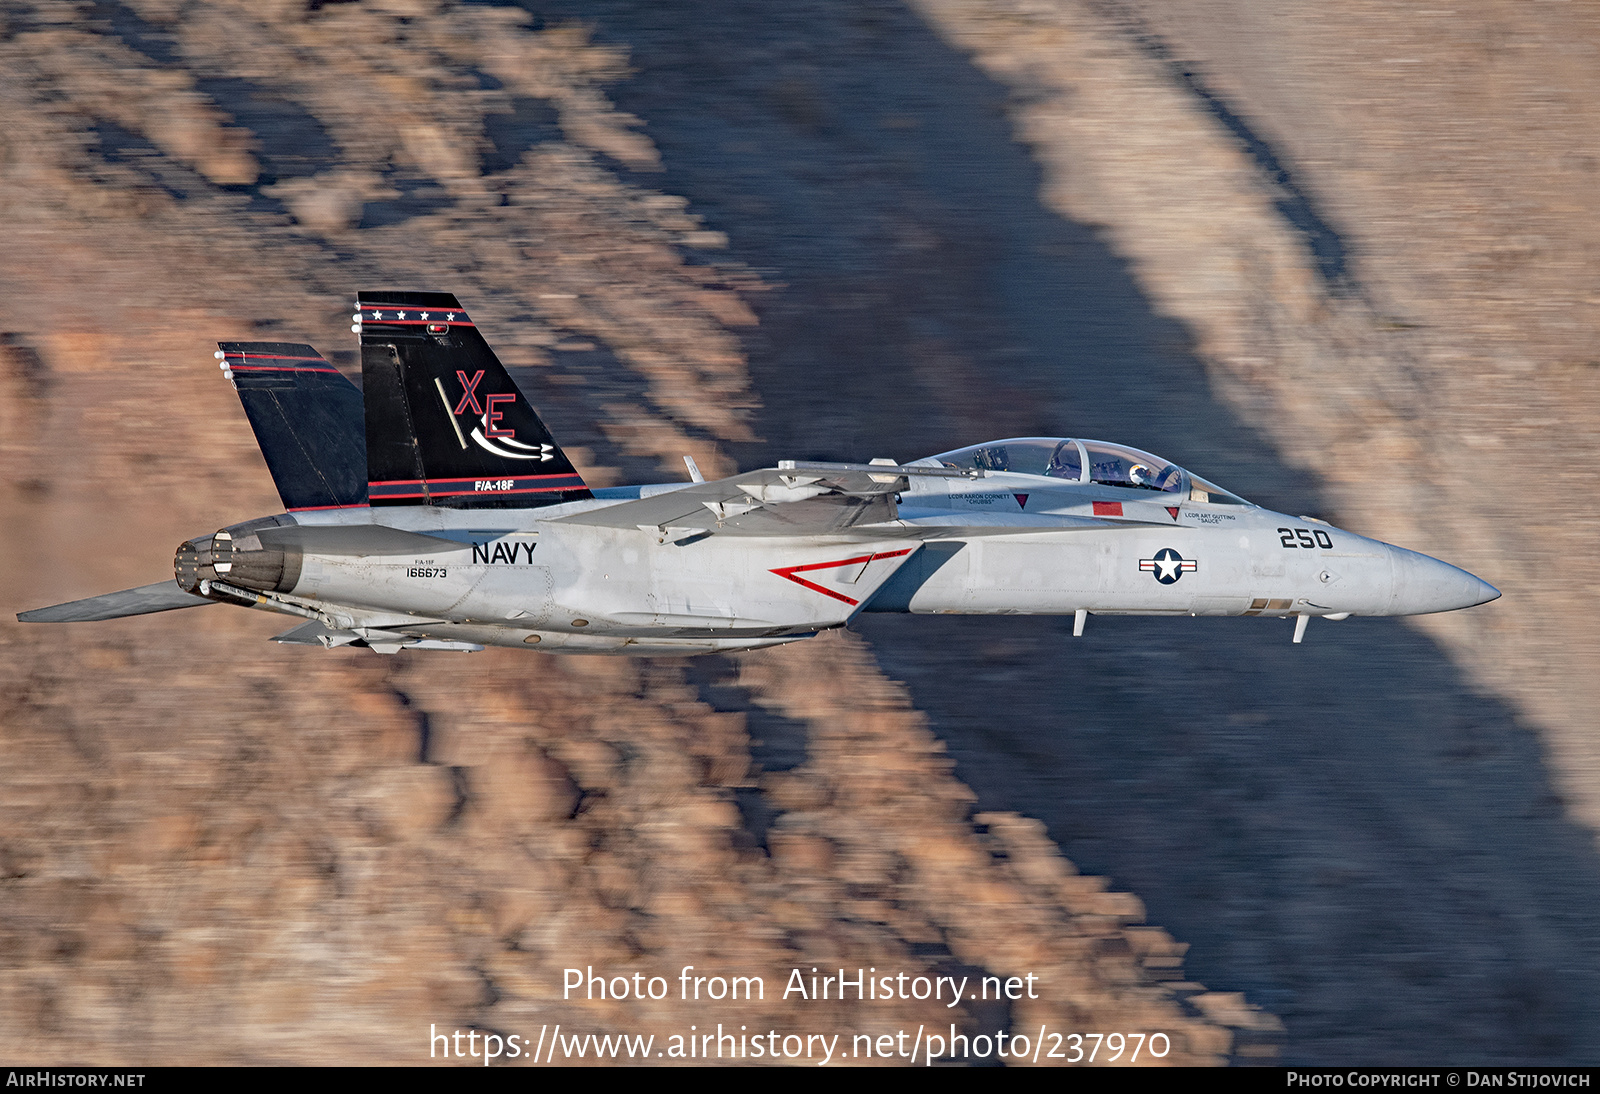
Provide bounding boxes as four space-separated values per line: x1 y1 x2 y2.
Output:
1 0 1596 1066
0 0 1258 1067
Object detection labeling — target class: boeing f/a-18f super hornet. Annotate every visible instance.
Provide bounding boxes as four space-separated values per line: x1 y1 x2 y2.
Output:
19 292 1499 654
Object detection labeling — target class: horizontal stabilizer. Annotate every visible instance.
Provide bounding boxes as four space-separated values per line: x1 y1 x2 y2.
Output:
272 620 360 647
19 580 211 623
273 620 482 653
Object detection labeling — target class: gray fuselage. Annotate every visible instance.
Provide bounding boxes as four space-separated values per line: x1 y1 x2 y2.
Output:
225 466 1494 655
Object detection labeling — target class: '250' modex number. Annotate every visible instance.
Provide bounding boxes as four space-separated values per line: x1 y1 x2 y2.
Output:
1279 527 1334 549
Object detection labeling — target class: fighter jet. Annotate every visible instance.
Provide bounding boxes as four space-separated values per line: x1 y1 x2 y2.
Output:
18 291 1499 654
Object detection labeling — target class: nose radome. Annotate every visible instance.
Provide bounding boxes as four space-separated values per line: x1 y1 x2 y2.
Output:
1468 574 1501 607
1388 545 1501 615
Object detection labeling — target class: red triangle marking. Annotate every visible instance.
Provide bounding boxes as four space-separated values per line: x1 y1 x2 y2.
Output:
1014 493 1029 510
1166 506 1180 520
768 549 912 606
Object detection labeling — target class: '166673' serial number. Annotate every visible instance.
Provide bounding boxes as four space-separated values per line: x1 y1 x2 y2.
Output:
408 567 448 579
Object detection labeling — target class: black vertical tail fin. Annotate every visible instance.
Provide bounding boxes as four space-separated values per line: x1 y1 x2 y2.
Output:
355 291 590 509
219 342 369 511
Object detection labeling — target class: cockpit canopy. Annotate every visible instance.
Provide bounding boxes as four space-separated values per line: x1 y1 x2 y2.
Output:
924 437 1250 504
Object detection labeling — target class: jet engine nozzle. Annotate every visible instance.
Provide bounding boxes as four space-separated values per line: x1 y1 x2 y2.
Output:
173 534 219 593
174 517 302 596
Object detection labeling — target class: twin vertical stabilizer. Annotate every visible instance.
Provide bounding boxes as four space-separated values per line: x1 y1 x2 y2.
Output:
356 291 590 509
217 293 588 512
219 342 368 512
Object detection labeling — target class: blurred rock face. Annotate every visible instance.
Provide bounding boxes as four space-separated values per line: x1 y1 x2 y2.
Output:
8 0 1600 1067
917 0 1600 816
505 0 1600 1063
0 0 1252 1066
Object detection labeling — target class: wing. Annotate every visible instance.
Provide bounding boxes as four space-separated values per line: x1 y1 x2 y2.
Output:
556 462 973 537
18 580 211 623
863 513 1136 537
557 461 1166 539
